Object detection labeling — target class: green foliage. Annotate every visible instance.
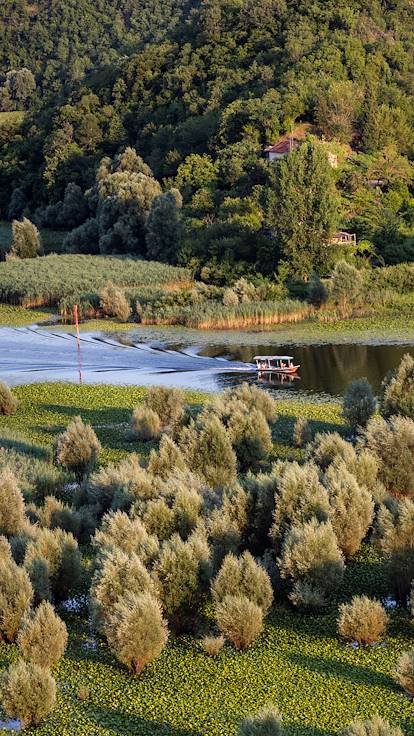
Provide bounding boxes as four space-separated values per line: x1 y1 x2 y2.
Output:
146 189 182 263
181 415 237 489
17 601 68 668
10 218 41 259
330 262 364 312
337 596 388 645
325 462 374 558
394 649 414 696
0 468 26 535
24 527 81 602
0 380 18 415
212 551 273 614
215 594 263 650
343 378 376 432
56 415 101 479
270 140 339 278
0 659 56 729
100 283 131 322
381 353 414 420
106 591 168 675
237 705 283 736
363 416 414 498
0 555 33 641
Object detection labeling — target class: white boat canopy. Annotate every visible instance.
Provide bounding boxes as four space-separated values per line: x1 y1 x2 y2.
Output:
253 355 294 361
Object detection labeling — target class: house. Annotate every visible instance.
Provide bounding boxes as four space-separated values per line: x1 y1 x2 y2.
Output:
263 136 302 161
330 231 356 246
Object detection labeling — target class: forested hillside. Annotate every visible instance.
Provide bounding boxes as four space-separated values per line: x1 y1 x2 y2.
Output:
2 0 414 278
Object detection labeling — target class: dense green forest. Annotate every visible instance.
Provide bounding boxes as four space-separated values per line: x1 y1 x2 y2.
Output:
2 0 414 279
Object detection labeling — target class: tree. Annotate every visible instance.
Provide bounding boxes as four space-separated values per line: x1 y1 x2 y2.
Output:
1 660 56 729
0 468 26 536
316 80 362 142
279 519 344 598
181 416 237 489
337 596 388 644
24 527 81 602
7 188 27 220
215 594 263 650
307 273 328 307
58 182 89 229
381 353 414 420
237 706 283 736
228 407 273 470
146 189 182 263
270 140 339 279
212 551 273 614
363 416 414 498
56 416 101 479
90 549 158 635
0 380 18 415
17 601 68 668
330 261 364 313
5 69 36 107
106 591 168 674
0 556 33 641
324 462 374 558
9 218 40 259
343 378 376 432
145 386 186 431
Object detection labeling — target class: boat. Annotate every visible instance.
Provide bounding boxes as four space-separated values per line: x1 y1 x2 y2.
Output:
253 355 300 374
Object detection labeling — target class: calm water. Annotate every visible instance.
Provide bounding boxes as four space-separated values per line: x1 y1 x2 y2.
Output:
196 342 414 396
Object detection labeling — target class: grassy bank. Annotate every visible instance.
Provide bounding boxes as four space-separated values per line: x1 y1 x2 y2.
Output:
0 383 343 466
0 303 54 326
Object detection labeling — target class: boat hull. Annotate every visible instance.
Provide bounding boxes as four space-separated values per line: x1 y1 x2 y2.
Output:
257 365 300 374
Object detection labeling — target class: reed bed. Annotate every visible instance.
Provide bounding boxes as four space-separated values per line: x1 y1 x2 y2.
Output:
142 299 311 329
0 254 192 307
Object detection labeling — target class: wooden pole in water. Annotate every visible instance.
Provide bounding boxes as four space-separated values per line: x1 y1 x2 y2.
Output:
73 304 80 348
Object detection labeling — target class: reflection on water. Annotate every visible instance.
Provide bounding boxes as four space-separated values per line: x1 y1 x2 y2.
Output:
198 343 414 396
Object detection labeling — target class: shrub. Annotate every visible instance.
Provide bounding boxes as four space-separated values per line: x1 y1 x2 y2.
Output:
279 519 345 595
90 549 157 635
181 416 237 489
24 527 81 602
147 435 187 479
293 417 312 448
131 406 161 441
99 282 131 322
228 407 273 469
388 547 414 605
381 353 414 420
308 272 328 307
87 454 153 511
330 260 364 311
216 594 263 650
93 510 159 561
289 580 327 611
0 381 18 415
17 601 67 668
9 218 40 259
338 596 388 644
341 716 404 736
153 531 211 629
201 635 225 657
56 416 101 479
324 463 374 558
237 705 283 736
363 415 414 498
212 551 273 614
0 556 33 641
394 649 414 696
270 462 330 551
309 432 356 471
145 386 186 430
343 378 376 432
219 383 278 423
0 468 26 536
106 591 168 674
26 557 51 605
143 498 175 541
0 660 56 729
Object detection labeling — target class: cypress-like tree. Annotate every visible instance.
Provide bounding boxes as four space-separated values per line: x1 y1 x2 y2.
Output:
145 189 182 263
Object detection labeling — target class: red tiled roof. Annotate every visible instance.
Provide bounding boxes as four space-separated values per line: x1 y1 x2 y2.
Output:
264 137 301 154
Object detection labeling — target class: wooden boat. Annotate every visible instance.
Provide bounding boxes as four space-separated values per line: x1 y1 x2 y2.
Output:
253 355 300 374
